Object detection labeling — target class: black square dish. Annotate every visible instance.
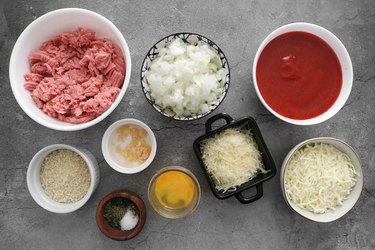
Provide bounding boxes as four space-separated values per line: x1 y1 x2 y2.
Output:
193 113 276 204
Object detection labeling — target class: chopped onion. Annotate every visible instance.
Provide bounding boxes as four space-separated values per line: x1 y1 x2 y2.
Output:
145 37 227 117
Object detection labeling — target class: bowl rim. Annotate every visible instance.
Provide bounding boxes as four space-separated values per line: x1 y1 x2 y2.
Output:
26 144 98 213
140 32 231 121
95 189 147 241
147 166 201 219
280 137 364 223
9 8 132 131
252 22 353 126
101 118 157 174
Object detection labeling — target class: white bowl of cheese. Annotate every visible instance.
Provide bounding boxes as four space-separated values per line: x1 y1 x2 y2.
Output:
280 137 363 223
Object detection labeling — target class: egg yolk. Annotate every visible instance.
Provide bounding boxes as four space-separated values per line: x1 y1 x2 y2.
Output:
154 171 196 209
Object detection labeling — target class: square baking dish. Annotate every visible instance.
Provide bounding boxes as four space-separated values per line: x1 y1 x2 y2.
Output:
193 113 276 204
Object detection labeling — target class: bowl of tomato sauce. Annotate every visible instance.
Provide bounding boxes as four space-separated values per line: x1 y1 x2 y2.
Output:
253 22 353 125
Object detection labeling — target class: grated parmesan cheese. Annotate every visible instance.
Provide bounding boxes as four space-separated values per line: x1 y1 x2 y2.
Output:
200 128 266 192
284 143 358 214
40 149 91 203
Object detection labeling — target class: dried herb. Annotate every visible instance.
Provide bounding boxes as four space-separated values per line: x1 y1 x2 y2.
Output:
103 197 138 229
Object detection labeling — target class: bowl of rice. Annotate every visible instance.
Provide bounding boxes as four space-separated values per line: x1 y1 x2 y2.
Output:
27 144 100 213
9 8 131 131
140 32 230 120
280 137 363 223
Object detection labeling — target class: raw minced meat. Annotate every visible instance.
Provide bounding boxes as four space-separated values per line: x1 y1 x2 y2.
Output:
24 27 126 124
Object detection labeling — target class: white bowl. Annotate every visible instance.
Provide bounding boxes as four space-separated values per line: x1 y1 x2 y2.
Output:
252 22 353 125
280 137 363 223
102 119 157 174
9 8 131 131
27 144 100 213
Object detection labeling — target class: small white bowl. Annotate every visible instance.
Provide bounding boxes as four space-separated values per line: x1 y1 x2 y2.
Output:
280 137 363 223
102 119 157 174
9 8 131 131
27 144 100 213
252 22 353 125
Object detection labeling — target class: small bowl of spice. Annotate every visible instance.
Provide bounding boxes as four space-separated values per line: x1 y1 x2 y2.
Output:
102 119 157 174
96 190 146 240
27 144 99 213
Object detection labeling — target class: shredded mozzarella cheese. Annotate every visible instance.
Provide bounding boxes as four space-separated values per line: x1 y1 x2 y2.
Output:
200 128 266 192
284 143 358 214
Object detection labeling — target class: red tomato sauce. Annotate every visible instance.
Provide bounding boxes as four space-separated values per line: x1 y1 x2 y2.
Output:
256 31 342 120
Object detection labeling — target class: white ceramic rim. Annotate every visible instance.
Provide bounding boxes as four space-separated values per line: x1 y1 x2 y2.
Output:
252 22 353 125
101 119 157 174
27 144 98 213
9 8 132 131
280 137 364 223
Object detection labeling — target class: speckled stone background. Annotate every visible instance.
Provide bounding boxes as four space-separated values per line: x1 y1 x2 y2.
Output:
1 0 374 249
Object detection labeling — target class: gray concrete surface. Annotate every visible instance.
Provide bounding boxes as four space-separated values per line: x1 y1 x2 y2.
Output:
1 0 374 249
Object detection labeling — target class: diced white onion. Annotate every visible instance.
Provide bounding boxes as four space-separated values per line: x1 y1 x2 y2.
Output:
145 37 227 117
